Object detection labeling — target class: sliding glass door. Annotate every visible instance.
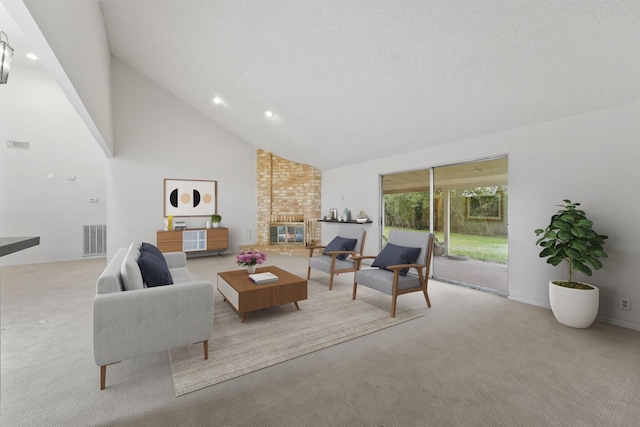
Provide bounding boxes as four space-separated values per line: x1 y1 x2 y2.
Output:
381 157 508 295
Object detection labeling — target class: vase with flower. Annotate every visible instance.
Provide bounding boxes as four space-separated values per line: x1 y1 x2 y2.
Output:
236 249 267 274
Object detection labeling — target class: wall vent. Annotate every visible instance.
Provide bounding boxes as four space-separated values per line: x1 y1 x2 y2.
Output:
7 140 30 150
83 225 107 256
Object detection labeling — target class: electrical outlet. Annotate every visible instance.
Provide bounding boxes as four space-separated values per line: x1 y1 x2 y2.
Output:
620 298 631 311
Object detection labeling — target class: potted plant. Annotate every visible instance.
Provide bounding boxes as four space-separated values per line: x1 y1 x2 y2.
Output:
534 199 608 328
211 214 222 228
356 210 368 223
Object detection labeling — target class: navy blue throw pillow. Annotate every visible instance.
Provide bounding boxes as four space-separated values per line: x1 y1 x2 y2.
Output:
138 251 173 287
322 236 358 260
372 243 421 276
141 242 168 267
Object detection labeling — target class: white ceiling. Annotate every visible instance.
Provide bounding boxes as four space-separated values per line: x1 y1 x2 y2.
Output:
0 2 42 69
6 1 640 171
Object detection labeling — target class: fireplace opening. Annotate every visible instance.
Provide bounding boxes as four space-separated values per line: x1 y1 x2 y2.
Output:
270 222 305 245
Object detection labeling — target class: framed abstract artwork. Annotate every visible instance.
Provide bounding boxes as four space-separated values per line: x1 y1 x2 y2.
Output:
163 179 217 217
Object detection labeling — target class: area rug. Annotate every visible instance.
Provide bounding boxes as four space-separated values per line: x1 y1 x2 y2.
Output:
169 279 423 396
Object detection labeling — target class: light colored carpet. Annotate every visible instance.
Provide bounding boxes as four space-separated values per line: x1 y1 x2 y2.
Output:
169 281 422 396
3 255 640 426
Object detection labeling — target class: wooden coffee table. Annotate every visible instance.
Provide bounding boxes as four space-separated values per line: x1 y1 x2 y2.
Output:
217 266 308 322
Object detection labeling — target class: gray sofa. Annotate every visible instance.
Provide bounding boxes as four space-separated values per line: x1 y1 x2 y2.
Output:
93 241 214 390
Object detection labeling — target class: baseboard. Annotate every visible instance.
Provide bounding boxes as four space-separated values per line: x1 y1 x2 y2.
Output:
508 295 640 331
507 295 550 310
595 315 640 331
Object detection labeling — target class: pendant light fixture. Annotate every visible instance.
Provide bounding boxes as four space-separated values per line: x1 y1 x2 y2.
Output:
1 31 15 84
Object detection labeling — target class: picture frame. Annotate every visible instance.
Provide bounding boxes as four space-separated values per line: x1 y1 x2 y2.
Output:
329 208 338 220
163 179 217 217
466 193 502 221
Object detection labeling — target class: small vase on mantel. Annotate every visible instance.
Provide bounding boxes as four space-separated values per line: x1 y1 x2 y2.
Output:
247 265 256 274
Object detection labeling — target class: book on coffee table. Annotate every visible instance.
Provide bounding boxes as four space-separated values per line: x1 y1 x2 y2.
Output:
248 272 279 284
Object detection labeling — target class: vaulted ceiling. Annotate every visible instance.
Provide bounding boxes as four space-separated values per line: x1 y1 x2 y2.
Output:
5 1 640 171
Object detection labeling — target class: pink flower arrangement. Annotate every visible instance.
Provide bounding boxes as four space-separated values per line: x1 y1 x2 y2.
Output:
236 249 267 267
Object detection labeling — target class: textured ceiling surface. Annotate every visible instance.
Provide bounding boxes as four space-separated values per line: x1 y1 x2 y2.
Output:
11 1 640 171
0 2 41 69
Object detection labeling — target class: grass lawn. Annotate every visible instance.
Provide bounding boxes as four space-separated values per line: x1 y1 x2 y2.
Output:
384 227 508 264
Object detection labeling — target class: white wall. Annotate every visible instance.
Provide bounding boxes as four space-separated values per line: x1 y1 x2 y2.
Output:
321 103 640 329
0 64 107 265
507 103 640 329
107 59 257 258
9 0 115 154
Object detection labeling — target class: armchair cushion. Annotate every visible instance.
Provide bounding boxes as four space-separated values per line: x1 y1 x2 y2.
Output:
323 236 357 260
371 243 421 276
138 251 174 287
355 268 423 294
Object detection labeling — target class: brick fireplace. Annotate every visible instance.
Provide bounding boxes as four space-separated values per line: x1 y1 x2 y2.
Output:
240 149 321 256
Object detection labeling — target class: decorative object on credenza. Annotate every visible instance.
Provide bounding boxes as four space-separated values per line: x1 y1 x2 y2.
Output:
329 208 337 220
343 208 351 222
164 179 217 217
237 249 267 274
0 31 14 84
164 215 174 231
211 214 222 229
205 220 212 229
356 210 368 223
173 221 187 230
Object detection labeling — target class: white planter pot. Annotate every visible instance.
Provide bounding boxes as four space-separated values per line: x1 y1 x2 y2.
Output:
212 222 220 229
548 281 599 328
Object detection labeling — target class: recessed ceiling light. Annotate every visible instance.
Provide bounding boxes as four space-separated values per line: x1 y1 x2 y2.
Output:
212 96 222 105
26 53 38 60
264 110 274 118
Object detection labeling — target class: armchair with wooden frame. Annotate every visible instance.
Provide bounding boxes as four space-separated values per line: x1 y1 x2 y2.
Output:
352 230 434 317
307 226 367 290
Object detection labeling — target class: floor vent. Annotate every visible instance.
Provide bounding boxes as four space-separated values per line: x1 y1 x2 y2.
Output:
7 140 30 150
83 225 107 256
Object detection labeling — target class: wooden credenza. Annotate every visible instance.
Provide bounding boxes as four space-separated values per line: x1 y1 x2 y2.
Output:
157 228 228 255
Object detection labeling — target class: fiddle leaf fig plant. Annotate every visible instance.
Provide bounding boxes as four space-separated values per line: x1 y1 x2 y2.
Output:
534 200 608 288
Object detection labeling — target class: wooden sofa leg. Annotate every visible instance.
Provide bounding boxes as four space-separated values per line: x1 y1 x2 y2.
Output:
100 362 120 390
203 340 209 360
100 365 107 390
352 283 358 300
307 266 311 280
329 274 334 290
